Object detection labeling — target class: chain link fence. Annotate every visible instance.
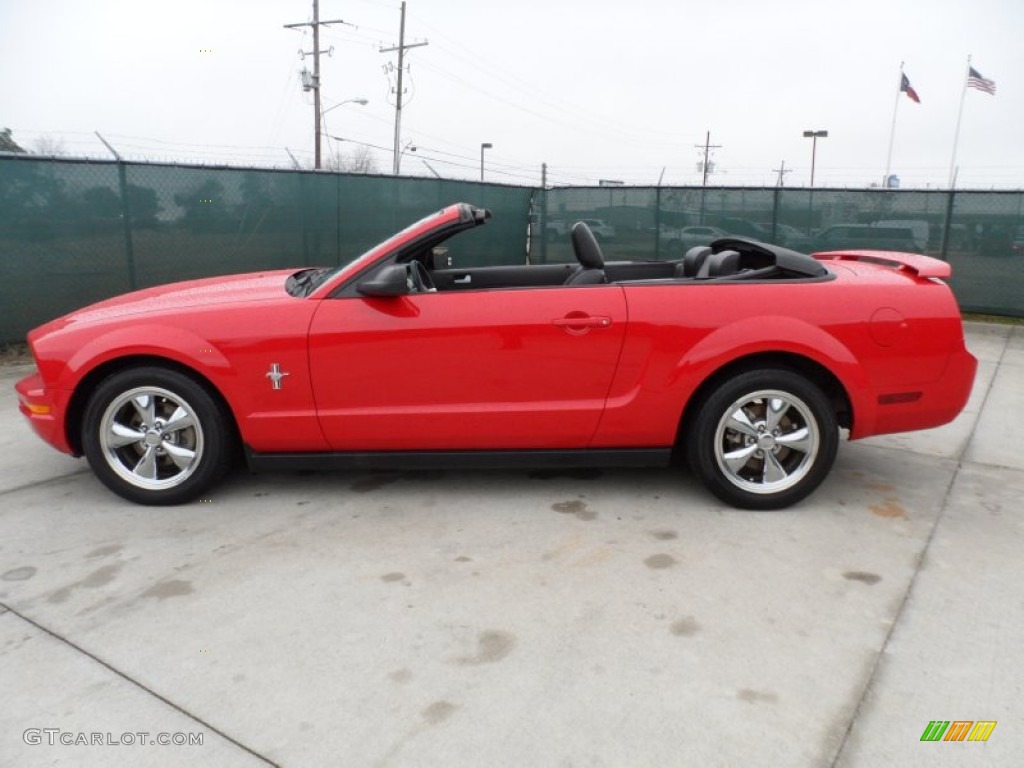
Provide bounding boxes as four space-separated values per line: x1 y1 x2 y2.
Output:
2 155 1022 343
536 185 1024 316
0 156 533 342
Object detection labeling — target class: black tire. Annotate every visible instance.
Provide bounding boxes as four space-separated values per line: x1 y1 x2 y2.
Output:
81 366 234 505
685 368 838 510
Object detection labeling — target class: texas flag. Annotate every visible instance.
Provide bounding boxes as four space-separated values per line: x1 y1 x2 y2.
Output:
901 73 921 103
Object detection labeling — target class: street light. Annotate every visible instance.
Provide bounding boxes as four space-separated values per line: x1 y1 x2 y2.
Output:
398 140 416 173
320 99 368 169
802 130 828 187
321 96 370 116
317 99 368 169
480 142 492 182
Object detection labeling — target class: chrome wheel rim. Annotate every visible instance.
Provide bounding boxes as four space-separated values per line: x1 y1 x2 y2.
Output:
714 389 819 495
98 386 204 491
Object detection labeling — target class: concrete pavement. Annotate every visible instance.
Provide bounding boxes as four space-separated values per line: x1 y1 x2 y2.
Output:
1 323 1021 767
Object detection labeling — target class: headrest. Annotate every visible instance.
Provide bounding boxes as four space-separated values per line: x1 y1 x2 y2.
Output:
571 221 604 269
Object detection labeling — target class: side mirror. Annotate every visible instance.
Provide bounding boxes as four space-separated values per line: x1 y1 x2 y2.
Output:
356 264 411 297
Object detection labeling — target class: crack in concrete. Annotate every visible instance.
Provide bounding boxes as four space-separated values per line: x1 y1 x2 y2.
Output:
0 469 93 499
0 605 281 768
827 329 1009 767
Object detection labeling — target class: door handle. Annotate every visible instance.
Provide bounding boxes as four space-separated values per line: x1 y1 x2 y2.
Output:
453 275 472 285
552 315 606 333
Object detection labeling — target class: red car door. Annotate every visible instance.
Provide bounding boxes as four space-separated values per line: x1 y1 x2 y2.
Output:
308 285 628 451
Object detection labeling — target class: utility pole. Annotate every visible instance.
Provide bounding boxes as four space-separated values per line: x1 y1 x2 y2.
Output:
695 130 722 186
380 1 428 175
284 1 351 170
773 160 791 187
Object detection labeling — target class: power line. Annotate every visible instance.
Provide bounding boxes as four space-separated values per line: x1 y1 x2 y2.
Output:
773 160 791 187
408 12 690 145
695 131 722 187
283 1 354 169
379 1 428 174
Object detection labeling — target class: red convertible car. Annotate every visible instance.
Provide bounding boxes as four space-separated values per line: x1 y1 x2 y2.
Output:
16 203 976 509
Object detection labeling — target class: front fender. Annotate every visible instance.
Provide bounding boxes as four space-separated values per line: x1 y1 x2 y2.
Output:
57 324 233 389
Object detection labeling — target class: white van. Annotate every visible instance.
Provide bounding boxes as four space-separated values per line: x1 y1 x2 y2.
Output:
874 220 930 251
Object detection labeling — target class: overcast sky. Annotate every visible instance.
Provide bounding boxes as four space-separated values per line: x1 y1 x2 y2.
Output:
2 0 1022 188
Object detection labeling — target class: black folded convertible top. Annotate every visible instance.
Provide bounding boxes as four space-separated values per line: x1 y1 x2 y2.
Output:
710 237 829 278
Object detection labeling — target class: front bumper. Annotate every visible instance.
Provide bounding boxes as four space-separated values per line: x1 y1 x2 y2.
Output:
16 372 74 455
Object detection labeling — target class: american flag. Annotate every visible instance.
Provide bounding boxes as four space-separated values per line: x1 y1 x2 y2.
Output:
967 66 996 95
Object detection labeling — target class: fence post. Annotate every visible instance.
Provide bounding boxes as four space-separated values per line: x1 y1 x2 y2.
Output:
939 187 956 261
654 185 663 260
117 162 137 291
771 186 780 243
336 167 343 266
539 164 548 264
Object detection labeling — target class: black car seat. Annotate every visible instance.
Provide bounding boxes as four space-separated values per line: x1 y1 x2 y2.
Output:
675 246 712 278
564 221 607 285
698 249 742 278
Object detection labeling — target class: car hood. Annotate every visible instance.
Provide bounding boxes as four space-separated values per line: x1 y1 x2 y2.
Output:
36 269 300 332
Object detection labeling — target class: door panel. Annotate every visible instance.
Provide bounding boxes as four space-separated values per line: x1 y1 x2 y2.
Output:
430 263 574 291
308 286 628 450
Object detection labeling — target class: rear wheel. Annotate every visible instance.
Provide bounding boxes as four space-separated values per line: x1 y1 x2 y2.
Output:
82 367 233 505
685 368 838 509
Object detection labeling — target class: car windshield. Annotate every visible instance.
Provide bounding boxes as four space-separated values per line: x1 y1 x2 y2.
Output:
299 209 451 295
285 267 334 297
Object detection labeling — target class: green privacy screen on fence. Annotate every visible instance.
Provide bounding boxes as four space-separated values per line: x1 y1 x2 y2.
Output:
537 186 1024 317
2 155 1022 343
0 156 534 342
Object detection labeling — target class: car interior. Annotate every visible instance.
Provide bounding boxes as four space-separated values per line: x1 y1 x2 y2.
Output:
369 220 831 296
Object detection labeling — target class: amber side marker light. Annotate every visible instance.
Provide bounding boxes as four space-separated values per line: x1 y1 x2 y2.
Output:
878 392 923 405
22 402 52 415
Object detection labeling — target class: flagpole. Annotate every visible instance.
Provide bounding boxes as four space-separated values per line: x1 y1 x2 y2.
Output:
883 61 904 187
948 54 971 188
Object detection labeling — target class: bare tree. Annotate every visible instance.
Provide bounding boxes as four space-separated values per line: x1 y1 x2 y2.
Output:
326 144 380 174
32 136 67 156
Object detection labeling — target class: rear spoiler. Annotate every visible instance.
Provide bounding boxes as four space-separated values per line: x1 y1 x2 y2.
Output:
812 250 951 279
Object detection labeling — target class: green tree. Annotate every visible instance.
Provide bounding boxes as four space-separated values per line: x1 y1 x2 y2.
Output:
173 179 227 233
127 184 160 228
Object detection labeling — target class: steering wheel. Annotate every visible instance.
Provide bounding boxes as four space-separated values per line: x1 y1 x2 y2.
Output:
408 260 436 293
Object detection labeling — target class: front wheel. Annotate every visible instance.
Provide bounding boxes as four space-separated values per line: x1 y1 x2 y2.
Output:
685 368 838 510
82 367 234 505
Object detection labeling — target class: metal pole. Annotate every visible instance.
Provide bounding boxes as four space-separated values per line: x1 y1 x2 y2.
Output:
702 130 710 187
539 162 547 264
313 0 321 169
654 183 662 261
803 130 827 187
948 55 971 188
95 132 136 290
480 142 492 181
884 62 904 186
810 135 818 187
770 186 780 244
393 1 406 174
939 188 956 261
379 2 427 175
